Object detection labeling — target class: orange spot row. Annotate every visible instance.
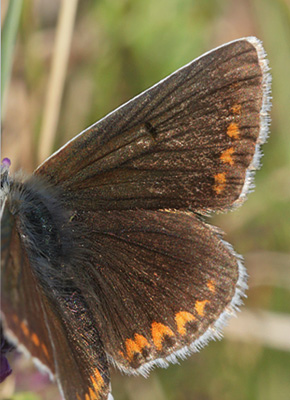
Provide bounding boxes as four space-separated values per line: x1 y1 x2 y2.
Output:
214 172 226 194
17 316 49 360
122 297 214 359
220 147 235 166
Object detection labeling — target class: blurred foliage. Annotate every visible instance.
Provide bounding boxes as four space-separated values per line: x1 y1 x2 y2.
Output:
1 0 290 399
1 0 23 107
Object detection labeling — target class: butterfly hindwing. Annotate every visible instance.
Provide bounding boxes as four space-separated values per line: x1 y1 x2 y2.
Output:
70 209 246 374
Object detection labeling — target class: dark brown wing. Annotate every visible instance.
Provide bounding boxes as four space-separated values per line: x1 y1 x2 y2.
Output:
40 290 111 400
36 38 270 214
72 209 247 374
1 203 55 374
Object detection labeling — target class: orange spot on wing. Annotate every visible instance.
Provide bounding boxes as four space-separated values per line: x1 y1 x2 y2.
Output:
125 334 150 361
125 338 140 361
90 367 104 394
175 311 196 335
195 300 209 317
31 333 40 347
214 172 226 194
220 147 234 166
41 343 49 358
151 322 174 351
89 387 96 399
231 104 241 114
134 334 150 350
119 350 125 359
227 122 239 139
12 314 19 324
85 393 90 400
207 280 216 293
20 321 29 337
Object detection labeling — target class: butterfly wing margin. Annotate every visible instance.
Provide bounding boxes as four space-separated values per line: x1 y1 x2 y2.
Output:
36 37 270 214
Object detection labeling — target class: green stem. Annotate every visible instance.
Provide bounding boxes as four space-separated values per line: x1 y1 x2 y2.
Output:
1 0 23 119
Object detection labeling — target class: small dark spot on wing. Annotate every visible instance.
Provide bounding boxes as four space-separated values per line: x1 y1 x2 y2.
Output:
144 122 158 139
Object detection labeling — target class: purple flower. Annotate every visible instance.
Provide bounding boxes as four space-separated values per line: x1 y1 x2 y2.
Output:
0 326 15 383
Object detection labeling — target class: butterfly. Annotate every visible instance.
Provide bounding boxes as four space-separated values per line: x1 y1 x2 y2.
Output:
0 37 270 400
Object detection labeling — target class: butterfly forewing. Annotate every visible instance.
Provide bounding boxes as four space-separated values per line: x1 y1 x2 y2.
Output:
36 38 268 214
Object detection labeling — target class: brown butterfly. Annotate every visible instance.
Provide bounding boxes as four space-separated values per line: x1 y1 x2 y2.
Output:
1 37 271 400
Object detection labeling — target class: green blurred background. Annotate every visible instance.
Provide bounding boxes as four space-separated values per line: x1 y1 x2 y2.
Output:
1 0 290 399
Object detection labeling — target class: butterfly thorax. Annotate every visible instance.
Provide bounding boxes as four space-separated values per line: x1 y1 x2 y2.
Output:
1 170 76 292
